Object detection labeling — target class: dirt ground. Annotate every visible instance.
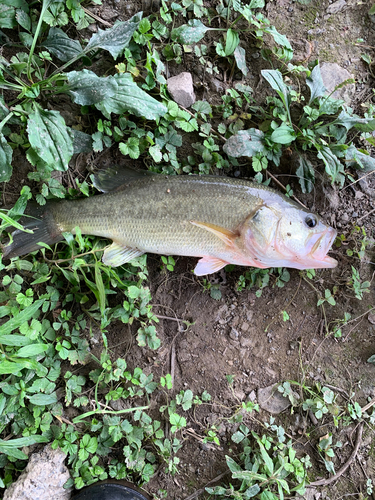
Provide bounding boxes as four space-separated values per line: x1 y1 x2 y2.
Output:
2 0 375 499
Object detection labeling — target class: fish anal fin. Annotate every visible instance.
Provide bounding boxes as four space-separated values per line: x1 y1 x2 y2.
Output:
194 256 229 276
102 242 144 267
190 221 237 247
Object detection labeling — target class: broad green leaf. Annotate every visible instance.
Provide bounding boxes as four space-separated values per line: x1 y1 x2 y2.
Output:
296 154 315 193
172 19 210 44
306 64 327 104
223 129 266 157
270 123 296 144
225 29 240 56
28 393 58 405
191 101 212 115
0 436 48 449
345 144 375 172
86 13 142 59
0 360 29 375
15 343 49 358
234 46 248 76
258 442 274 475
27 107 73 171
0 4 17 29
370 4 375 15
95 73 167 120
261 69 291 114
335 110 375 132
71 129 93 153
43 27 83 62
0 133 12 182
66 70 118 105
245 485 261 498
249 0 265 7
318 97 344 116
0 298 44 335
0 334 33 346
225 456 242 473
264 26 292 52
15 8 30 31
317 146 345 186
0 445 27 460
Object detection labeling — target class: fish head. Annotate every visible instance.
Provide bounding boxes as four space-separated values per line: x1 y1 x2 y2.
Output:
243 203 337 270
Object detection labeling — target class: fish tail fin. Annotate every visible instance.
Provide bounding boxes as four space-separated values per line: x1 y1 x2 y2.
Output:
2 202 64 260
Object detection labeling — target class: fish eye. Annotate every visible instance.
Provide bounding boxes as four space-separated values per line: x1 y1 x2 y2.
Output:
305 214 317 228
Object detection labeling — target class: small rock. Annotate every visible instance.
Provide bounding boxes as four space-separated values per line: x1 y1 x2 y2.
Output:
358 176 375 199
341 213 349 222
240 322 249 332
320 63 355 104
167 72 196 108
368 313 375 325
234 389 245 401
257 384 291 414
3 445 72 500
247 390 256 402
229 328 240 340
208 77 226 94
352 212 358 217
100 7 118 19
326 0 347 14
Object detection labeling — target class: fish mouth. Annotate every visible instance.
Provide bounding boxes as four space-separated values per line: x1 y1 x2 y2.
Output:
308 227 338 268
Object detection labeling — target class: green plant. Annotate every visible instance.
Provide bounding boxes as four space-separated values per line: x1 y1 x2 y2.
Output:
206 423 310 498
223 63 375 189
236 267 290 297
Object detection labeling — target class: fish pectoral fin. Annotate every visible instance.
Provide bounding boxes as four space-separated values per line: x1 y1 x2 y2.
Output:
102 242 144 267
190 220 237 247
194 256 229 276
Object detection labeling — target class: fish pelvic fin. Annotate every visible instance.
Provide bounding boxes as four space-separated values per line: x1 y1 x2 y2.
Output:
194 256 229 276
102 242 144 267
190 220 237 247
2 202 64 260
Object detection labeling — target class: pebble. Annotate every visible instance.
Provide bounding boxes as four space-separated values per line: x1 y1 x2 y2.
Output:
352 212 358 217
229 328 240 340
326 0 347 15
341 212 349 222
167 72 196 108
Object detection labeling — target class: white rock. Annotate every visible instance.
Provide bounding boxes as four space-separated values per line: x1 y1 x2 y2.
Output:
167 72 196 108
4 445 72 500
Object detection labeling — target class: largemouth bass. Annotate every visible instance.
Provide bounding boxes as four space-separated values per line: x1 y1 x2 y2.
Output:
2 168 337 275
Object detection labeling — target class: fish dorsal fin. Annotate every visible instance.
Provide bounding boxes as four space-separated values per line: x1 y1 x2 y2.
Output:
194 256 229 276
102 242 144 267
190 221 237 247
92 166 154 193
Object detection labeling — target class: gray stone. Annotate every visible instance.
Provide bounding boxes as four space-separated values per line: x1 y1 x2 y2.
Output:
4 445 72 500
167 72 196 108
326 0 347 14
257 384 291 414
320 63 355 104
